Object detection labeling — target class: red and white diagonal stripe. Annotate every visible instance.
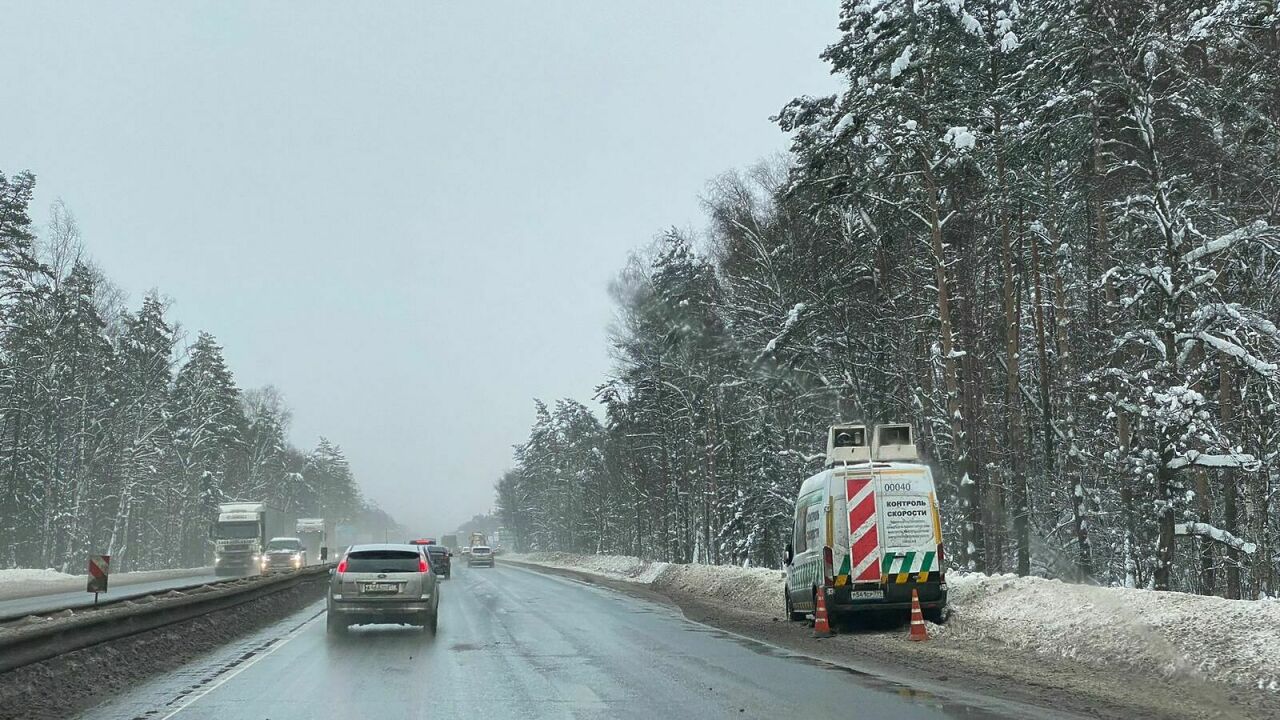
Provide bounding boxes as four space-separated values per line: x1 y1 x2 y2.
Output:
846 474 880 582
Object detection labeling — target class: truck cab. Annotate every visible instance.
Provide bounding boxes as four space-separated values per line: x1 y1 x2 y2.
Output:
212 502 295 576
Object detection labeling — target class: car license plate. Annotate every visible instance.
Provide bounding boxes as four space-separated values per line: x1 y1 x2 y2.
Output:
849 590 884 600
361 582 398 593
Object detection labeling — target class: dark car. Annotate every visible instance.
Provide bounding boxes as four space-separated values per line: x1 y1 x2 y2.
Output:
424 544 451 579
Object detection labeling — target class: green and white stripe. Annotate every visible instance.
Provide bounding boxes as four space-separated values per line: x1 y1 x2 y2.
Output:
881 551 936 577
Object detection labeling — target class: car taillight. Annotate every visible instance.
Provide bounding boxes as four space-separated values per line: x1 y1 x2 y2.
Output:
419 557 428 573
822 546 834 587
336 559 347 573
937 543 945 568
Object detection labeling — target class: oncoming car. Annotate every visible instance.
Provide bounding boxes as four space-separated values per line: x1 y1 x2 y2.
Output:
327 544 440 635
468 545 494 568
261 537 306 572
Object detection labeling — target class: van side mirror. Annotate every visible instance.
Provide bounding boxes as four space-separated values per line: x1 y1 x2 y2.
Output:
784 543 794 565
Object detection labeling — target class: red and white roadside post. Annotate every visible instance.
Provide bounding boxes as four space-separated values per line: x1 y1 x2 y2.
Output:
87 555 110 604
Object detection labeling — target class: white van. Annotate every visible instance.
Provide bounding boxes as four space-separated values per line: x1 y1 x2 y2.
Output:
784 423 947 622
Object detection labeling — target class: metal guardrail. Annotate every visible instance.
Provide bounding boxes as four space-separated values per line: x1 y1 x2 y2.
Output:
0 565 331 674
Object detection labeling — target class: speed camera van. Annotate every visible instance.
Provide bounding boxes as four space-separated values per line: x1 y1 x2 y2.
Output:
784 423 947 623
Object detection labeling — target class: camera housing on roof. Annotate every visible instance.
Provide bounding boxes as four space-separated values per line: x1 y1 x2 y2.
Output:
825 422 918 466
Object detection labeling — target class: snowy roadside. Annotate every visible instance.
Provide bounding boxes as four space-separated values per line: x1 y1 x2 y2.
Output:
937 572 1280 692
0 566 215 601
506 552 1280 697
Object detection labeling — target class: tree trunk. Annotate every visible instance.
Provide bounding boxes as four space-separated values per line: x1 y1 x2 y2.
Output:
1154 458 1176 591
1194 468 1215 594
925 165 978 570
1048 216 1092 579
1000 170 1028 576
1219 357 1241 599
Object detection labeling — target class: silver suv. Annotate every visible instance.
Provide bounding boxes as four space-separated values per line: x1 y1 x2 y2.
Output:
327 544 439 635
468 545 494 567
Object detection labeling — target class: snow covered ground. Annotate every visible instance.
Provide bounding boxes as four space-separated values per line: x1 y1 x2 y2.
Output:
0 569 75 584
0 566 214 601
938 572 1280 692
0 569 80 601
508 552 670 583
507 552 1280 695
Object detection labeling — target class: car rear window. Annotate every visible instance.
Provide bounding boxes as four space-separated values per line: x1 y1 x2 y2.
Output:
472 546 491 554
344 550 422 573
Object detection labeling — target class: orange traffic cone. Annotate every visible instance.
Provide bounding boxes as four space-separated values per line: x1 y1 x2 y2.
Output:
908 587 928 642
812 590 834 638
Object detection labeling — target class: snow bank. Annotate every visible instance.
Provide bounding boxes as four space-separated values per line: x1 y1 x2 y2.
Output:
0 568 82 602
653 562 784 617
938 573 1280 692
508 552 669 584
506 553 784 613
510 553 1280 694
0 566 213 602
0 569 75 584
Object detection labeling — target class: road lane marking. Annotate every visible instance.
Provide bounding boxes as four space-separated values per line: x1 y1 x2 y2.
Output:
156 609 323 719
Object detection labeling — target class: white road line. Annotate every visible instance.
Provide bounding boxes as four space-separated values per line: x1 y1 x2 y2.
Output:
156 611 322 719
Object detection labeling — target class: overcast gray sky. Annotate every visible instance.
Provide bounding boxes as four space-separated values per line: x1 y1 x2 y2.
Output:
1 2 840 535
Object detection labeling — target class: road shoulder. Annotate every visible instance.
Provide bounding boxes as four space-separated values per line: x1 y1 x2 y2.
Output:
504 559 1275 720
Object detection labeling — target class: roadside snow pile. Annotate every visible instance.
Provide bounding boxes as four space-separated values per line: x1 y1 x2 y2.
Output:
0 569 75 583
0 566 214 602
0 568 81 602
936 572 1280 692
654 563 785 617
509 552 785 615
510 552 669 583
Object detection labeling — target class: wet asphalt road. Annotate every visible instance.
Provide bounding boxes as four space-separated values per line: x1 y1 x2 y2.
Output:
0 570 221 618
81 563 1070 720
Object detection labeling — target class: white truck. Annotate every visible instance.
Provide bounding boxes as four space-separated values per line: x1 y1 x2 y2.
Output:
295 517 333 564
212 502 297 576
784 423 948 623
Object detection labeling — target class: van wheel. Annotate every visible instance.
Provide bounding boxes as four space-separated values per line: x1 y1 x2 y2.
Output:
785 588 805 622
924 606 948 624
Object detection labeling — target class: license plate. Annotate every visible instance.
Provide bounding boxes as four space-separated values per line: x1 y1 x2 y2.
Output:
361 582 398 593
849 590 884 600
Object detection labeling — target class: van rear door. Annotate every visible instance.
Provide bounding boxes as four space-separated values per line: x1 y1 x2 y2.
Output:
875 466 942 583
842 467 882 586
